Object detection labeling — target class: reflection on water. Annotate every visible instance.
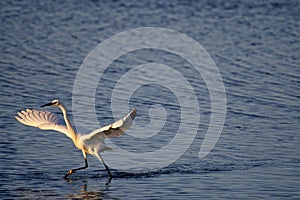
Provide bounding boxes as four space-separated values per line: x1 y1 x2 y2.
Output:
65 179 113 200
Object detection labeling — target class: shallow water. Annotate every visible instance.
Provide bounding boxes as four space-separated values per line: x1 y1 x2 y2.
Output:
1 0 300 199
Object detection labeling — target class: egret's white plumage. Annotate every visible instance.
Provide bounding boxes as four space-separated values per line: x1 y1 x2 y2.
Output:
16 109 70 137
15 99 137 178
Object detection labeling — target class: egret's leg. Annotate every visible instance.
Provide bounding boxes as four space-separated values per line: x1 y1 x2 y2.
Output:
95 152 113 178
64 151 88 178
106 176 112 186
104 162 113 178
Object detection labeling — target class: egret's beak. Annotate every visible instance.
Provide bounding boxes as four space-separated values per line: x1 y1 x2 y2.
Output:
40 102 54 107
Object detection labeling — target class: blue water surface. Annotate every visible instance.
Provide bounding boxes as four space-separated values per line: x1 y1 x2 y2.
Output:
0 0 299 199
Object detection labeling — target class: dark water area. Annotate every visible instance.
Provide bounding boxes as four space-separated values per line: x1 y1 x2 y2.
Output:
1 0 300 199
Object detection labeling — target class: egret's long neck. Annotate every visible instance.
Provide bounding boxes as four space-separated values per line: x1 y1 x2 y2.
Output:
58 104 78 142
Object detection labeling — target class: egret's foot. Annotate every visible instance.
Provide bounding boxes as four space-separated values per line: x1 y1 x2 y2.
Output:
63 169 74 178
105 177 112 185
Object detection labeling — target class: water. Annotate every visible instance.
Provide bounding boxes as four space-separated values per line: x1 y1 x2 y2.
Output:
1 0 300 199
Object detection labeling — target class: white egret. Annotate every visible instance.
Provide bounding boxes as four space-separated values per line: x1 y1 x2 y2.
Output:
15 99 137 178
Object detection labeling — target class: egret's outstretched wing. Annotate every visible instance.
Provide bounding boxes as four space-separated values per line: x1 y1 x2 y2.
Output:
15 109 69 137
83 108 137 140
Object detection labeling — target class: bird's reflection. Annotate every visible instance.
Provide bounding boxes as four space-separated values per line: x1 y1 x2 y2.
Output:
65 177 114 200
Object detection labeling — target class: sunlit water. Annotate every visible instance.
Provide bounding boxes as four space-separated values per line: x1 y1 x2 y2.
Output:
1 1 299 199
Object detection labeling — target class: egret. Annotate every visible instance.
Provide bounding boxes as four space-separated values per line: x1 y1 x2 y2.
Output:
15 99 137 178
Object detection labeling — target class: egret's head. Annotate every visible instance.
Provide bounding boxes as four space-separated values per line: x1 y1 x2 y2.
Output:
41 99 61 107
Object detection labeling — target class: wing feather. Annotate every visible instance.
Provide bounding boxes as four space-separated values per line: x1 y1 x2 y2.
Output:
82 108 137 141
28 109 39 123
15 109 69 137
